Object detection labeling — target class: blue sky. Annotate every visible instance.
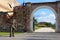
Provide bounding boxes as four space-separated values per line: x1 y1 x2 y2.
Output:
16 0 58 24
33 8 56 24
17 0 57 5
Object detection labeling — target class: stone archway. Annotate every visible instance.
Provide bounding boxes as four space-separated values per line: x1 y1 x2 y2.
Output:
25 1 60 32
30 6 57 32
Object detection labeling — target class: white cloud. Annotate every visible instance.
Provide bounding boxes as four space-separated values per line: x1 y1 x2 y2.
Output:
48 13 56 19
41 11 46 15
36 12 56 24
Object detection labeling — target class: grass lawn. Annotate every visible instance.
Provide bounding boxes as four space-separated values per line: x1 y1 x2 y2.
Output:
35 25 41 30
0 32 23 36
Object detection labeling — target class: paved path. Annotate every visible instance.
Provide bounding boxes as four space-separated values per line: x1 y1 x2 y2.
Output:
0 32 60 40
15 32 60 40
0 27 59 40
35 27 55 32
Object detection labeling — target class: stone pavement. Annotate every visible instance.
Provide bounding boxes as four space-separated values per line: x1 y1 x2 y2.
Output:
0 32 60 40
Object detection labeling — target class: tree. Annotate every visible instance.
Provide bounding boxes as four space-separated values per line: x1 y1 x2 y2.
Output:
33 17 37 30
33 17 37 25
38 22 56 29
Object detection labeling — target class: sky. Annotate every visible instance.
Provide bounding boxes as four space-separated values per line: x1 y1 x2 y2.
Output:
17 0 57 5
16 0 58 24
33 8 56 24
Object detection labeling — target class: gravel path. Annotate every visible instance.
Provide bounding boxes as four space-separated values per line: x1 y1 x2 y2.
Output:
35 27 55 32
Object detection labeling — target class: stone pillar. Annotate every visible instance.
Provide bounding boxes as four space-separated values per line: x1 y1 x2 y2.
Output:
56 13 60 32
56 1 60 32
25 2 33 32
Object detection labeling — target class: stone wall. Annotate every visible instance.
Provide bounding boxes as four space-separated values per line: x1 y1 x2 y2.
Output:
13 1 60 32
24 1 60 32
1 1 60 32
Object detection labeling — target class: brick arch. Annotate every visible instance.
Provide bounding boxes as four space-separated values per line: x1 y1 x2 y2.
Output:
30 6 57 32
25 1 60 32
31 6 57 18
31 2 58 13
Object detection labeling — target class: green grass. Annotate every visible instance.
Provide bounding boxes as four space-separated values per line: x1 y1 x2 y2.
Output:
34 25 56 30
35 25 41 30
0 32 23 36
